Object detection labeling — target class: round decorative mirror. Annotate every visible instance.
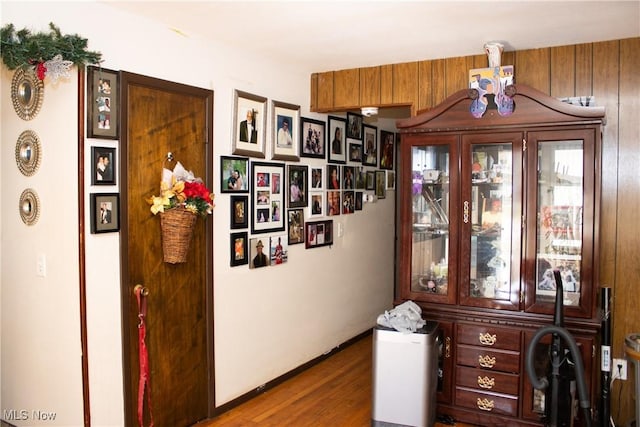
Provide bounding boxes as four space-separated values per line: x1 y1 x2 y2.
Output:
19 188 41 226
15 130 42 176
11 67 44 121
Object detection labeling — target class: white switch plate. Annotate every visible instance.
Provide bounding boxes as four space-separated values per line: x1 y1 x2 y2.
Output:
37 254 46 277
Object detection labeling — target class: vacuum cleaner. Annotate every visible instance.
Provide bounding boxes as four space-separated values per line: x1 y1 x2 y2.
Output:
526 269 593 427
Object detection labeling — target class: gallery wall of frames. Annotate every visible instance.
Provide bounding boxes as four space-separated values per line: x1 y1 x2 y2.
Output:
226 90 397 269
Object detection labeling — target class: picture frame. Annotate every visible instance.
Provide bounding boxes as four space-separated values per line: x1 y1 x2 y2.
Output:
355 166 366 189
349 142 362 163
310 167 323 190
288 164 308 208
287 209 305 245
366 171 376 190
251 161 285 234
90 193 120 233
91 146 116 185
305 219 334 249
232 90 267 158
346 112 363 140
362 124 378 167
230 195 249 229
327 164 340 190
220 155 249 193
300 117 326 159
269 234 288 265
327 190 341 216
327 116 347 164
309 192 324 217
379 130 395 170
386 170 396 190
342 166 355 190
230 231 249 267
249 237 271 268
355 191 363 211
87 66 119 139
272 100 300 161
343 190 355 214
375 170 387 199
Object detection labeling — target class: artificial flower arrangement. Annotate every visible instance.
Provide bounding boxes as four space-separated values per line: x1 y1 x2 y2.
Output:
147 161 214 264
147 161 214 217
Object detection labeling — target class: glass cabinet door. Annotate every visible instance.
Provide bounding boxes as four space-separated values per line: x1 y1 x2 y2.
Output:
459 133 522 310
524 129 596 318
400 135 458 304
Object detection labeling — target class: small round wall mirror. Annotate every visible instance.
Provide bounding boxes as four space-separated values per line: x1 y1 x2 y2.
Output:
11 67 44 121
15 130 42 176
19 188 41 226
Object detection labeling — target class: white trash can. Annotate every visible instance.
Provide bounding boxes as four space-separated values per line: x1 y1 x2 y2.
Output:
371 321 438 427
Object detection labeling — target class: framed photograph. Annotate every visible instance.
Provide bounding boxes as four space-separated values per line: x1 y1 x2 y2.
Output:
327 190 341 216
328 116 347 164
387 171 396 190
232 90 267 158
269 234 288 265
230 195 249 229
305 219 334 249
346 112 363 140
220 156 249 193
288 164 308 208
375 170 387 199
343 190 355 214
310 192 324 217
251 161 285 234
87 66 119 139
366 171 376 190
230 231 249 267
310 167 323 190
379 130 395 170
91 146 116 185
349 142 362 163
355 166 366 189
272 100 300 161
249 237 270 268
300 117 326 159
327 164 340 190
90 193 119 233
288 209 305 245
342 166 355 190
363 124 378 167
355 191 363 211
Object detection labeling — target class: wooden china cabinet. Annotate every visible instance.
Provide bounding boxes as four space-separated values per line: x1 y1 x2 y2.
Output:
396 84 605 426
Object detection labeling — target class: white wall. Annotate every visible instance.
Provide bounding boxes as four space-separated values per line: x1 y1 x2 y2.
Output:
1 2 396 425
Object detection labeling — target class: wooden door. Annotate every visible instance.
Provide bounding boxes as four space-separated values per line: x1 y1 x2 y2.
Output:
119 71 214 427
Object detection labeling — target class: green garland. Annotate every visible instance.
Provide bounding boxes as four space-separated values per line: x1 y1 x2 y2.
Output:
1 22 102 70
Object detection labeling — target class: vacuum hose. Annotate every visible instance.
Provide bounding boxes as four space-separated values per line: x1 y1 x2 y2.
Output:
525 325 592 427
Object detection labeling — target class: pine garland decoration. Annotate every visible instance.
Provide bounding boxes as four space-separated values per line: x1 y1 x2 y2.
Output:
1 22 102 71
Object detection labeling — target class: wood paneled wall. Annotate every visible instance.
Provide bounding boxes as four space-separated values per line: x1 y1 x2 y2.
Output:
310 37 640 425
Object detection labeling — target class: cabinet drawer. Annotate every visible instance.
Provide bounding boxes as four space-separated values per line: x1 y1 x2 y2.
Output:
456 366 519 395
455 386 518 417
457 323 520 351
457 344 520 373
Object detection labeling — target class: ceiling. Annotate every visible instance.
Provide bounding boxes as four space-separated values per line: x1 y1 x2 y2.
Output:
104 1 640 74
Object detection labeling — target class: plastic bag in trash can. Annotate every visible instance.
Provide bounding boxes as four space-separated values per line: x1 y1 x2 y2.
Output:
376 301 426 333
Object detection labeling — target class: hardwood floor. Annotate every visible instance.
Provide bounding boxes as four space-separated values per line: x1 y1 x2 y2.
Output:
196 333 473 427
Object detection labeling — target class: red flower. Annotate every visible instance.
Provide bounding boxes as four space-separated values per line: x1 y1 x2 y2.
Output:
183 181 212 203
36 62 47 80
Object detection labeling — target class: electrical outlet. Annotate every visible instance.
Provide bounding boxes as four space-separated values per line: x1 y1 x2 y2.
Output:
613 358 627 380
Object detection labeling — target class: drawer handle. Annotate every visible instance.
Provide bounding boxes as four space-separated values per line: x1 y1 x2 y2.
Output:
445 337 451 358
477 376 495 389
478 355 496 368
479 332 497 346
477 398 495 411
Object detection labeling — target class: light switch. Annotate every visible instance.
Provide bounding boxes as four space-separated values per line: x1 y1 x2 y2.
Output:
37 254 47 277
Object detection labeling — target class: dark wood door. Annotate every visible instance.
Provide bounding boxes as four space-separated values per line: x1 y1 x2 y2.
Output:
119 71 214 427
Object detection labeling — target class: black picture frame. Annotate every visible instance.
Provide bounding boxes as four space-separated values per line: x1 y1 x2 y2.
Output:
87 66 119 139
287 209 305 245
288 164 308 208
90 193 120 233
91 146 116 185
300 117 326 159
251 161 285 234
230 231 249 267
328 116 347 164
349 142 362 163
305 219 334 249
220 156 249 193
346 112 363 140
230 195 249 229
327 164 340 190
362 124 378 167
366 171 376 190
375 170 387 199
342 165 355 190
379 130 395 170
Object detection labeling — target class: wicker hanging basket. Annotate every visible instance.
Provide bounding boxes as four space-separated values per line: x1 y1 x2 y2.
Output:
159 207 197 264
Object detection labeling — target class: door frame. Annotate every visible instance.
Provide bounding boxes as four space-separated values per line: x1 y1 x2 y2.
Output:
118 71 215 422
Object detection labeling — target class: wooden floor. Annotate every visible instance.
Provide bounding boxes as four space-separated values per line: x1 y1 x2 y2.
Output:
196 334 473 427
